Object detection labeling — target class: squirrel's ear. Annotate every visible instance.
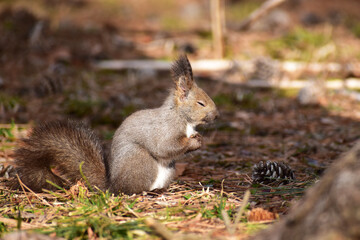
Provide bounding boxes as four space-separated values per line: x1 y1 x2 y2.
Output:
171 55 194 99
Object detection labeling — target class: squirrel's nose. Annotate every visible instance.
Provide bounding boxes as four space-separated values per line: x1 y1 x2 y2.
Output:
214 110 220 120
204 110 219 123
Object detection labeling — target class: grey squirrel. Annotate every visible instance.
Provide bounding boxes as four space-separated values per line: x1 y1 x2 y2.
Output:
8 55 219 195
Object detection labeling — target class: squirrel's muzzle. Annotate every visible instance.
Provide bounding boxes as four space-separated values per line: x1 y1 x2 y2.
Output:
204 109 220 123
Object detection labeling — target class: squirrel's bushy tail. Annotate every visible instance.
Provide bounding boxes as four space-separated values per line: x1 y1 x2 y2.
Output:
9 120 107 192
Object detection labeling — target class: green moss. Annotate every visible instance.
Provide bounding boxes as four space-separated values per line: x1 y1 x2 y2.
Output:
2 20 14 31
121 104 137 118
0 221 7 237
0 121 16 141
213 91 260 111
161 15 186 31
213 93 235 107
201 179 221 186
100 0 124 16
226 0 262 22
262 27 333 61
197 30 212 40
345 16 360 39
0 94 24 112
237 91 259 110
64 98 101 118
350 22 360 38
245 223 270 235
101 130 115 140
224 42 235 59
326 103 343 112
274 88 299 98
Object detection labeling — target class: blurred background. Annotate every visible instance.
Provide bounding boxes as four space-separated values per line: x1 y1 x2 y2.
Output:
1 0 360 124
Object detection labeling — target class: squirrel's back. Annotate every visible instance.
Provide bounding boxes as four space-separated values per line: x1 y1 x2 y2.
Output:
9 120 107 192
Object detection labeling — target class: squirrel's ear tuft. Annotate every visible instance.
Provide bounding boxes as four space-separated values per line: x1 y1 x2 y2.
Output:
171 55 194 98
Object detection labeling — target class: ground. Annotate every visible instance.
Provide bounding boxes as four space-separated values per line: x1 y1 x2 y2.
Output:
1 0 360 239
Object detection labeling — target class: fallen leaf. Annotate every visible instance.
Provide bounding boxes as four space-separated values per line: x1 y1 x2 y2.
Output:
247 208 278 222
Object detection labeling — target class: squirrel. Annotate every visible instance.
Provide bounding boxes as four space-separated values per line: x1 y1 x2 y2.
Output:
8 55 219 195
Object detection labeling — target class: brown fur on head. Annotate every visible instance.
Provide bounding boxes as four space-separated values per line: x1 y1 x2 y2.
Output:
171 55 219 126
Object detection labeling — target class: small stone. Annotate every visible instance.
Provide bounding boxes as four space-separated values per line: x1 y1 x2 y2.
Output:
297 79 326 105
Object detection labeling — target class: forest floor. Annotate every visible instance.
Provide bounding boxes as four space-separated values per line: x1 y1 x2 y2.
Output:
1 0 360 239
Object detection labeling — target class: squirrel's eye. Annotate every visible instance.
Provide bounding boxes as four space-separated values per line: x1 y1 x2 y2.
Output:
197 101 205 107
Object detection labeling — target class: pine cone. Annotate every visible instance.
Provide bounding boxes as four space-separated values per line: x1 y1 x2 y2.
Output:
252 160 295 185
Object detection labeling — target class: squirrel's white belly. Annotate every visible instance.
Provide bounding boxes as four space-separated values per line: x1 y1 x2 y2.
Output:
150 164 173 190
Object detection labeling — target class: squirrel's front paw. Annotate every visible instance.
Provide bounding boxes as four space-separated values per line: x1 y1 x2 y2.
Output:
188 133 203 151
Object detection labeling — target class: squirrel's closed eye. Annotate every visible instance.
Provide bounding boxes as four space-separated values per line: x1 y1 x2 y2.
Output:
197 101 205 107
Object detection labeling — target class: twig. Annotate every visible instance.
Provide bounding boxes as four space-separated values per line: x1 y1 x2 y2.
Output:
95 59 360 89
16 174 33 208
16 174 52 207
220 179 225 197
144 218 175 240
233 190 251 233
0 217 35 230
29 20 44 46
221 190 251 235
210 0 225 58
238 0 287 31
124 203 140 218
221 209 233 233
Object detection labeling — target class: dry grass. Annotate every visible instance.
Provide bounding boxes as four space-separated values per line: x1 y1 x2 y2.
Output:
0 179 273 239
